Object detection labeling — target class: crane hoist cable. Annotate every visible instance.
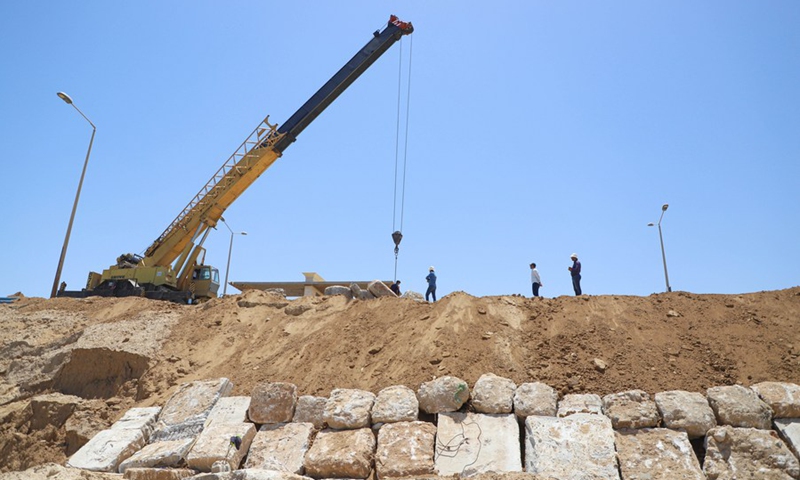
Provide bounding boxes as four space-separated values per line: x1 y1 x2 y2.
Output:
392 34 413 281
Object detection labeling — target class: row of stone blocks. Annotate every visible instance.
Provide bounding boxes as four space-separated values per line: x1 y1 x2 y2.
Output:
66 374 800 479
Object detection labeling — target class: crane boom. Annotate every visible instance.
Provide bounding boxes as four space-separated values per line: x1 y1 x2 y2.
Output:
61 15 413 303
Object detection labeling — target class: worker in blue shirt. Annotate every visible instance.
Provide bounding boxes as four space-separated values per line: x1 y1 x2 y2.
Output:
425 266 437 302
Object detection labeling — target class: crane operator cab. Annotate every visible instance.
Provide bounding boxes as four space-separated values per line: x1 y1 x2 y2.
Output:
192 266 220 300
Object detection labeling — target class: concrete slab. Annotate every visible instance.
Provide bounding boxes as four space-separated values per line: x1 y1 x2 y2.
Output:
66 427 146 472
435 413 521 477
152 378 234 443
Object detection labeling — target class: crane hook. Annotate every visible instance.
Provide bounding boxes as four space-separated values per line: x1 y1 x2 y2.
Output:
392 230 403 257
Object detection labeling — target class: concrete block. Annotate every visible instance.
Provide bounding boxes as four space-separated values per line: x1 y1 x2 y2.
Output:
206 396 251 427
186 422 256 472
293 395 327 428
323 388 375 429
249 382 297 424
655 390 716 439
435 413 521 477
372 385 418 425
418 376 470 414
118 437 195 472
707 384 772 429
602 390 660 429
615 428 704 479
513 382 558 419
244 422 315 474
704 425 800 479
557 393 603 417
524 413 619 480
774 418 800 463
752 382 800 418
471 373 516 414
303 428 376 479
375 421 436 479
67 427 146 472
123 467 198 479
152 378 233 443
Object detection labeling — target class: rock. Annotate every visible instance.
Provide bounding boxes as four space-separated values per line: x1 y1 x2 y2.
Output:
323 388 376 429
513 382 558 418
371 385 419 425
655 390 717 439
751 381 800 418
375 421 436 479
557 393 604 417
401 291 425 302
602 390 660 429
245 422 314 474
704 426 800 479
29 392 81 430
248 382 297 424
615 428 704 479
471 373 517 414
417 376 470 414
303 428 376 479
284 304 312 316
706 384 773 429
185 422 256 472
367 280 394 298
151 378 233 443
323 286 353 300
349 283 364 300
118 437 195 473
593 358 608 372
435 413 522 476
292 395 327 428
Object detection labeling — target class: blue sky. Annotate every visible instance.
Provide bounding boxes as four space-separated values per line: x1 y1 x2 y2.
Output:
2 2 798 299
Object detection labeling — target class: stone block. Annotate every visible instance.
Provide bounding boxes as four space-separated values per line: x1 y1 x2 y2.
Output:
186 422 256 472
123 467 198 479
113 406 163 439
230 470 314 480
249 382 297 424
67 427 146 472
375 421 436 479
615 428 704 479
118 437 195 473
323 388 375 429
304 428 376 479
324 286 353 299
152 378 233 443
707 384 772 429
244 422 315 474
349 283 364 300
557 393 603 417
435 413 521 477
206 396 251 427
372 385 419 425
774 418 800 463
367 280 394 298
752 382 800 419
601 390 660 429
29 392 81 429
418 376 470 414
655 390 716 439
293 395 327 428
513 382 558 419
471 373 516 414
524 413 619 480
704 425 800 479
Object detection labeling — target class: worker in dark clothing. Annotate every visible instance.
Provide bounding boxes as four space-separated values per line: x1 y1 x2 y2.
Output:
390 280 401 296
425 266 437 302
568 253 582 295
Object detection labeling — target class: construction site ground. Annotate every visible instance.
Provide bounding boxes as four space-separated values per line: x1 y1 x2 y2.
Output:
0 286 799 477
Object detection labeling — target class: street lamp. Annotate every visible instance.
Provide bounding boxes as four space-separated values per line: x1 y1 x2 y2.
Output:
647 203 671 292
51 92 96 298
219 217 247 296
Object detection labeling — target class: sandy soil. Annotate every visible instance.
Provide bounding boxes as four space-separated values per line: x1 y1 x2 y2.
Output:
1 287 798 474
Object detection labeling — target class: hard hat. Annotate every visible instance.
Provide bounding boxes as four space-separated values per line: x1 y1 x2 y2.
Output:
429 266 435 271
571 253 578 258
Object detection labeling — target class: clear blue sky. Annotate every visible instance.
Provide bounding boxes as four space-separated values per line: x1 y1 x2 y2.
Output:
2 2 798 299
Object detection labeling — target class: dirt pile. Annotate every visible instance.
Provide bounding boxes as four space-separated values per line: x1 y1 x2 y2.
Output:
0 287 798 474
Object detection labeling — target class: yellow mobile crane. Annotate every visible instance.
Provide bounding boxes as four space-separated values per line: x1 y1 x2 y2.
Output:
60 16 414 303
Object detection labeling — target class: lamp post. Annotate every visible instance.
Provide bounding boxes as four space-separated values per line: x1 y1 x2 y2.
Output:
51 92 96 298
647 203 671 292
219 217 247 296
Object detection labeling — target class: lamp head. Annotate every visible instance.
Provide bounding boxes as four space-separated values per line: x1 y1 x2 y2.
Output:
662 204 669 211
57 92 73 105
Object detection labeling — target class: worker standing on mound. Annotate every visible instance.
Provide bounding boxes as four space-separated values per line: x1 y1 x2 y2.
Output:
530 263 543 298
390 280 401 296
425 267 437 302
568 253 582 296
